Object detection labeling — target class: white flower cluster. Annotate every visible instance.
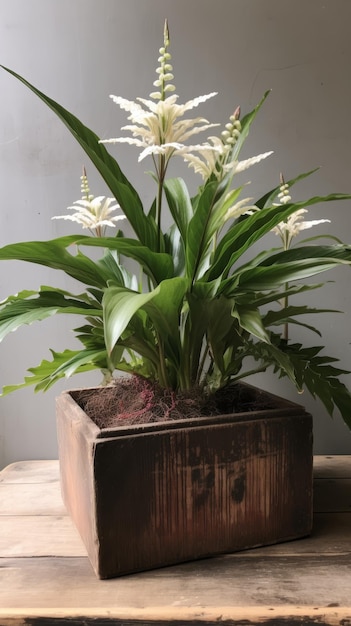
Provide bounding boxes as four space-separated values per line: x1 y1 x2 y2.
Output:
272 177 330 249
53 169 125 237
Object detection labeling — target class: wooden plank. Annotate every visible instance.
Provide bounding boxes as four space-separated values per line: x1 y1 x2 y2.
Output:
314 478 351 512
1 606 351 626
0 554 351 612
0 460 59 484
0 458 350 625
0 515 86 557
0 482 66 515
313 455 351 478
0 511 350 560
237 512 351 557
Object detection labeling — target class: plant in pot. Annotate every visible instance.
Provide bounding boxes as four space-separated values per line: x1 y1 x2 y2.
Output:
1 21 351 578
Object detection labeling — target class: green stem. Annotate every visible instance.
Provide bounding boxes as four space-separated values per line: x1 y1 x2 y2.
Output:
282 235 290 341
156 333 170 388
283 283 289 341
196 342 210 387
155 155 166 252
231 365 267 383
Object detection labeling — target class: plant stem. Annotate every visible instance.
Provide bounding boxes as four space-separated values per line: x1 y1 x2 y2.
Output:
283 283 289 341
231 365 267 383
157 333 170 388
196 342 210 386
155 154 166 252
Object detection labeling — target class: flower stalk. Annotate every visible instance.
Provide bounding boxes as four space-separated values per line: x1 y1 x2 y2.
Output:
273 173 331 340
1 22 351 430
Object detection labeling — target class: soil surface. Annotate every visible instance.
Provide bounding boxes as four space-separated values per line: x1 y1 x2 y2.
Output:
73 377 276 428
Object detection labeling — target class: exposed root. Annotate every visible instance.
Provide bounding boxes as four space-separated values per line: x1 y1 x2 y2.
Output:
74 376 274 429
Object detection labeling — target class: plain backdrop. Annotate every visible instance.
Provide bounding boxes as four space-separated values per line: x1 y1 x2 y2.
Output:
1 0 351 468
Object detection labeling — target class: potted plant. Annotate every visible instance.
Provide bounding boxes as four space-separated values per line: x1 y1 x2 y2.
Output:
1 21 351 578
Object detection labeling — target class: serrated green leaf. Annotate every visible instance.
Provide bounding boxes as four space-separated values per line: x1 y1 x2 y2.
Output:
0 288 102 342
0 348 104 396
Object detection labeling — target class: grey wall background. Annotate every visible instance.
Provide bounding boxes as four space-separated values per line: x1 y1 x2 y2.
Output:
1 0 351 468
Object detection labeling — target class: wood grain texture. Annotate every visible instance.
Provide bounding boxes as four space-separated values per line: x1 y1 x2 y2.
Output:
1 606 351 626
1 553 351 610
0 459 60 483
0 457 350 626
57 391 313 578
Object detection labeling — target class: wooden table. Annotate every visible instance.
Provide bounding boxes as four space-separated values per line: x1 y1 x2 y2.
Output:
0 457 350 626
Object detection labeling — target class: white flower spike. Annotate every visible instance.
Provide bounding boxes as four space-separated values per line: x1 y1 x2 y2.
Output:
272 175 330 249
53 168 125 237
99 20 219 174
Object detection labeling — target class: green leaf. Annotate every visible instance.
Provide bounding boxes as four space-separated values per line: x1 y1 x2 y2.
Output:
238 260 344 291
0 237 112 287
0 234 174 287
103 287 157 355
186 181 218 281
263 305 339 327
103 278 188 357
0 287 102 342
260 243 351 267
164 224 185 277
278 340 351 428
1 65 161 251
205 298 241 375
256 168 320 210
208 194 351 281
143 278 188 342
230 90 271 162
164 178 193 240
72 235 174 284
0 348 105 395
234 283 325 307
232 306 270 343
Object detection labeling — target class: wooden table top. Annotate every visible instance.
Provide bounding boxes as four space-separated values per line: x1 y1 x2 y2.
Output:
0 456 350 626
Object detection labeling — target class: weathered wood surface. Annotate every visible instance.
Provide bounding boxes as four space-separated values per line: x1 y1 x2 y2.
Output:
57 394 314 578
0 457 351 626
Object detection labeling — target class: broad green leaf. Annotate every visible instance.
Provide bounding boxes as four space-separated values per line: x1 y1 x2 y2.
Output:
259 243 351 267
1 65 161 251
0 234 174 287
233 283 325 307
0 237 112 287
103 287 157 355
164 178 193 240
164 224 185 277
208 194 351 281
205 298 239 375
232 306 270 343
144 277 188 342
238 259 348 291
0 288 102 342
72 235 174 284
186 181 219 282
103 278 188 361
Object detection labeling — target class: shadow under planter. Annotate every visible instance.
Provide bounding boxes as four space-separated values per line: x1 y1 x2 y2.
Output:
56 382 313 579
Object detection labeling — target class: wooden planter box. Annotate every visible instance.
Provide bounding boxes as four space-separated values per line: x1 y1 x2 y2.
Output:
56 383 313 579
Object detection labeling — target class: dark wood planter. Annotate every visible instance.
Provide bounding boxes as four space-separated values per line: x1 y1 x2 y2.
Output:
56 383 313 579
